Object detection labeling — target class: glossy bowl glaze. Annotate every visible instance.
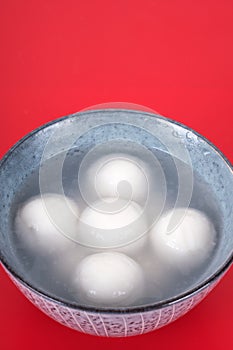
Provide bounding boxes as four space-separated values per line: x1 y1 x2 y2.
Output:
0 109 232 337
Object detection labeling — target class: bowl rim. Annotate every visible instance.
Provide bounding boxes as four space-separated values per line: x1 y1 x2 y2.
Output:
0 108 232 314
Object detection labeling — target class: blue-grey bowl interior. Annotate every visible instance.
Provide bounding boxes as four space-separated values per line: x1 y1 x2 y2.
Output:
0 109 232 313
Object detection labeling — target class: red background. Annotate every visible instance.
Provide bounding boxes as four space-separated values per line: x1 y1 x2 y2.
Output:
0 1 233 349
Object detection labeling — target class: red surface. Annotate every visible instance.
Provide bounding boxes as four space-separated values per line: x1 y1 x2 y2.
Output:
0 1 233 349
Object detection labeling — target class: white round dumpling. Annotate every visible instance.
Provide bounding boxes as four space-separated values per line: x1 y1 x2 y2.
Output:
83 153 149 204
72 252 144 306
15 193 80 255
77 198 148 255
150 208 216 273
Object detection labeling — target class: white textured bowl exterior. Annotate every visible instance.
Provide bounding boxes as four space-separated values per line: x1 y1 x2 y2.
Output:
8 269 219 337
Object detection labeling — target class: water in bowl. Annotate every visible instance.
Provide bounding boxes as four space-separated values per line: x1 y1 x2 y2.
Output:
10 145 221 308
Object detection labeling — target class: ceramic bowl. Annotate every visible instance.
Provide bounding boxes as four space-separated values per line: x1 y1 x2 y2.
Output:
0 109 232 337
